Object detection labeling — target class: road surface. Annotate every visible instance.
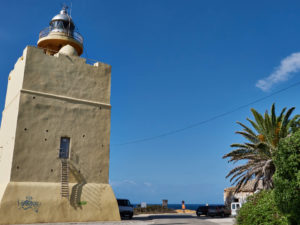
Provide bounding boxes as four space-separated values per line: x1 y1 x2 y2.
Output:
20 213 235 225
134 213 234 225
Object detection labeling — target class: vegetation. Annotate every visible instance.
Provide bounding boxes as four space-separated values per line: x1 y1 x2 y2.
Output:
224 104 300 224
223 104 299 191
134 205 176 215
236 190 288 225
273 130 300 225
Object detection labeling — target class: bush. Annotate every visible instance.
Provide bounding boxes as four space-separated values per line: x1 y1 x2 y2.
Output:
273 130 300 225
236 190 288 225
134 205 176 215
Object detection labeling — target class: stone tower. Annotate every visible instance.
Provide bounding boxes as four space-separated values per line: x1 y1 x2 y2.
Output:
0 7 120 224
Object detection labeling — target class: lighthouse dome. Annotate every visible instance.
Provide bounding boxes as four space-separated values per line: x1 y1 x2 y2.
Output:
49 7 75 33
51 8 74 23
37 6 83 56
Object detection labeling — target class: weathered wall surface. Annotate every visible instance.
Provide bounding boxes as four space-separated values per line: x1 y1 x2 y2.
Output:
11 92 111 183
4 52 26 107
0 46 120 223
9 46 111 183
0 51 26 201
23 47 111 104
0 182 120 224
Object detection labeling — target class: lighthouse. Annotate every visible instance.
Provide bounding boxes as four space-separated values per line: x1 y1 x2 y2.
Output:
37 6 83 56
0 7 120 224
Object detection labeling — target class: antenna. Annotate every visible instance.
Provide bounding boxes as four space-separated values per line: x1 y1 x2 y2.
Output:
61 3 68 11
69 1 72 17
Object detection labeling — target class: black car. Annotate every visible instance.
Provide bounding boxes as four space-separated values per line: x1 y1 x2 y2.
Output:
196 206 209 216
207 205 231 217
117 199 134 219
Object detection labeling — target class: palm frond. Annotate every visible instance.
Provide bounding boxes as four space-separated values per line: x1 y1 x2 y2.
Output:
224 103 298 192
236 121 257 137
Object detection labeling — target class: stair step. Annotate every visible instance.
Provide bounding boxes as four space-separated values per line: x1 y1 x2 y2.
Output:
60 160 69 198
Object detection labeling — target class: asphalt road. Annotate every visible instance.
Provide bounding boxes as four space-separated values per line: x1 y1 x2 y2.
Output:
133 214 235 225
21 214 234 225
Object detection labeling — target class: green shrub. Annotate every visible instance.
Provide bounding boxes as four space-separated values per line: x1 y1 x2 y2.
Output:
236 190 288 225
134 205 176 215
273 130 300 225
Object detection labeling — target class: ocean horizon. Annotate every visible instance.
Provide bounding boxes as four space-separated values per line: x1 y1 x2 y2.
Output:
133 203 224 210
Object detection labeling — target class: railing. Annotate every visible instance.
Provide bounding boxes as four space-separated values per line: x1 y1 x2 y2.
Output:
61 159 69 198
39 27 84 45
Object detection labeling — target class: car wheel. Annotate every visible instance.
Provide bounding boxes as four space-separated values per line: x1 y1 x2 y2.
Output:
123 215 130 220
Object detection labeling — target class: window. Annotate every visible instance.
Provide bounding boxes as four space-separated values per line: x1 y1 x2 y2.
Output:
117 199 131 206
50 21 75 32
59 137 70 159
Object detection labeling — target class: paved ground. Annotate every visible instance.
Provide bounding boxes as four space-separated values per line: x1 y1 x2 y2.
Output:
20 213 235 225
133 214 234 225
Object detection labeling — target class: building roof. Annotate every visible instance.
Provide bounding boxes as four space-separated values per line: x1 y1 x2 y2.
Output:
224 180 263 193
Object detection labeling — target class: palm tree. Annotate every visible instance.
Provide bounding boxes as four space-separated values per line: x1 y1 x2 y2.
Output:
223 104 300 191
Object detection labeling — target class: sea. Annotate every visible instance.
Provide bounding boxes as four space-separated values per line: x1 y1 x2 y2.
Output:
133 204 223 210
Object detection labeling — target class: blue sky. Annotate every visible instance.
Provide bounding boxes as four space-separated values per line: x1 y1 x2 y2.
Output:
1 0 300 204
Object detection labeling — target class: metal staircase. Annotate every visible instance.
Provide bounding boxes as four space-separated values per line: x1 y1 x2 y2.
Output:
61 159 69 198
68 161 87 208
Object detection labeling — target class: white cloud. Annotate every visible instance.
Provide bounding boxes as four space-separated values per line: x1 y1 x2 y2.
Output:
110 180 153 188
110 180 137 187
124 180 137 185
256 52 300 91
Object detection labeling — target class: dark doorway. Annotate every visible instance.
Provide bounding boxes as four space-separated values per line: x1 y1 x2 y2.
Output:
59 137 70 159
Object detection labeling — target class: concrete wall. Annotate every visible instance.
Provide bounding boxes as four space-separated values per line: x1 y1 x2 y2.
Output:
0 182 120 224
0 46 120 223
11 91 111 183
10 47 112 183
23 47 111 104
0 50 26 201
224 189 254 205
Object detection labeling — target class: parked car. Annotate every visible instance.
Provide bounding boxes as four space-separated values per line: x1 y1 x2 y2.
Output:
196 206 209 216
117 199 134 219
231 202 241 216
207 205 231 217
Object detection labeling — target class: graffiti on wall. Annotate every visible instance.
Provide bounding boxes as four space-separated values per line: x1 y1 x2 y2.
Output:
17 196 41 213
78 201 87 205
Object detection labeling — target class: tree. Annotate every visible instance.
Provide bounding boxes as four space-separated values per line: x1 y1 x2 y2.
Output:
223 104 299 191
273 130 300 225
236 190 288 225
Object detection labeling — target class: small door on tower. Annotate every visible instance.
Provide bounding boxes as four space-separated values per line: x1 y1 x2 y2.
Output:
59 137 70 159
